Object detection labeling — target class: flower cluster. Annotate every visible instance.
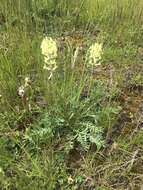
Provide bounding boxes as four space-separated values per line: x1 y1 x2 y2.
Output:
41 37 58 79
86 42 103 67
18 77 31 97
18 85 25 97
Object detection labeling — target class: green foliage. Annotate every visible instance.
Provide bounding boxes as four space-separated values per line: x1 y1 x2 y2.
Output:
24 80 119 152
76 122 104 151
1 0 143 32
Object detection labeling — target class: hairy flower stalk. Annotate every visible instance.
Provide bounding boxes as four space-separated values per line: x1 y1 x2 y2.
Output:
86 42 103 67
41 37 58 79
71 46 80 69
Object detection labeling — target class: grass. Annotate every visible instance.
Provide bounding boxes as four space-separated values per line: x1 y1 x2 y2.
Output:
0 0 143 189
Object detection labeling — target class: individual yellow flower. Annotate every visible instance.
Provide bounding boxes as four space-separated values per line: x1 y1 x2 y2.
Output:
43 61 57 71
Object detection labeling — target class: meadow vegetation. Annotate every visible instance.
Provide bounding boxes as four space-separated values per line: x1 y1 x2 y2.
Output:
0 0 143 189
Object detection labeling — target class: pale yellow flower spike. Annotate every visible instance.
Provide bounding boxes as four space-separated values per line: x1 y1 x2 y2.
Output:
86 42 103 67
41 37 58 79
41 37 57 64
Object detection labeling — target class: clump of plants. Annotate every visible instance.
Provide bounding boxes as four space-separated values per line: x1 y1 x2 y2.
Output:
22 36 119 154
